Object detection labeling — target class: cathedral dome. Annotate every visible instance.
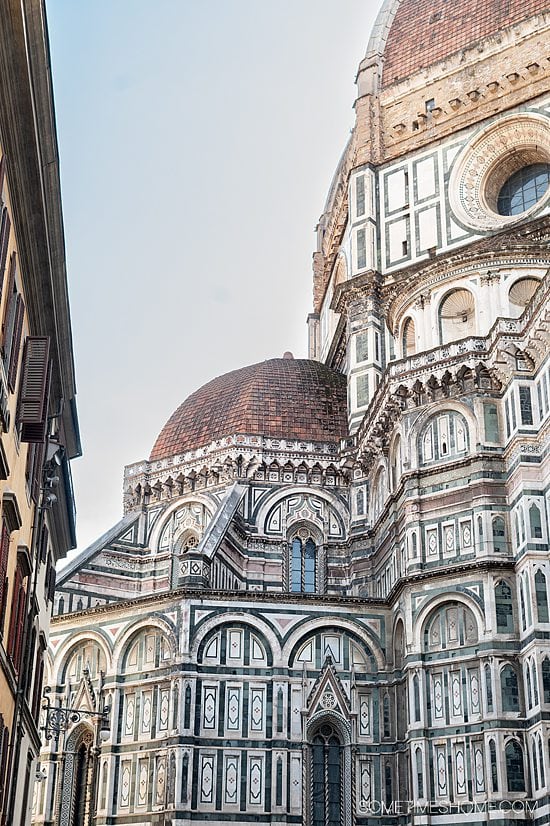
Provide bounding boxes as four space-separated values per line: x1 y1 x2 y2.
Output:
380 0 548 87
150 358 348 460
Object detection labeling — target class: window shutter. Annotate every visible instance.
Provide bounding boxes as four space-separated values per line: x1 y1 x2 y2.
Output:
7 567 20 660
7 294 24 392
0 208 10 298
0 520 9 632
0 155 5 202
17 336 50 443
0 252 15 351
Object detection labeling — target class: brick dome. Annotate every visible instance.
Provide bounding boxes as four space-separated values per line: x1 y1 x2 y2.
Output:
150 358 348 460
381 0 548 87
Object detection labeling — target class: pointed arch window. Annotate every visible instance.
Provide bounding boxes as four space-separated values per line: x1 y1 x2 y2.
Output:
495 581 514 633
535 570 549 623
310 723 343 826
485 664 493 713
492 517 506 553
542 658 550 704
402 317 416 357
290 535 317 594
489 739 498 792
505 740 525 793
501 665 520 713
530 504 543 539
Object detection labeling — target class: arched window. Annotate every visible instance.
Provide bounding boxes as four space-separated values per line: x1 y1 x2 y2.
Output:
310 723 343 826
485 664 493 712
290 535 317 593
542 658 550 704
530 504 543 539
413 675 421 722
535 570 549 623
489 739 498 792
492 517 506 553
526 665 532 710
538 735 545 787
439 288 476 344
415 747 424 798
402 317 416 357
419 411 469 465
501 665 520 713
383 694 391 738
495 582 514 633
505 740 525 792
532 739 539 790
531 659 539 706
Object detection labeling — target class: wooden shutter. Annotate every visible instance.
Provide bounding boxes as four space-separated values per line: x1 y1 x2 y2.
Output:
0 520 9 632
0 208 10 298
0 252 15 352
7 566 22 663
17 336 50 443
7 294 24 392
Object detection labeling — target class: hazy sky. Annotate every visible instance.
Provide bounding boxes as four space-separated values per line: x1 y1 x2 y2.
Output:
46 0 378 556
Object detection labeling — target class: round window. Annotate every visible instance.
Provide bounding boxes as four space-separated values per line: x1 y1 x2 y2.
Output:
448 115 550 232
497 163 550 216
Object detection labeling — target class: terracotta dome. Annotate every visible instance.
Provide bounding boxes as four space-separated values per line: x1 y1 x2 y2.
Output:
381 0 548 87
150 358 348 460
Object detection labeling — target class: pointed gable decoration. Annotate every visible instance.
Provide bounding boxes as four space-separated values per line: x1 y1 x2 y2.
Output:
306 655 351 719
71 666 97 714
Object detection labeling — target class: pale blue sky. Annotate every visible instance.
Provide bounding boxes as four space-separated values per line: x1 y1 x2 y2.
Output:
46 0 378 554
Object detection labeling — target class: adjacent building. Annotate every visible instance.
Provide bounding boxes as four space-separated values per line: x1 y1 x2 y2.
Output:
0 2 80 825
36 1 550 825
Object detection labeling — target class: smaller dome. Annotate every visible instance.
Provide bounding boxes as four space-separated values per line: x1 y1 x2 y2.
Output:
150 358 348 461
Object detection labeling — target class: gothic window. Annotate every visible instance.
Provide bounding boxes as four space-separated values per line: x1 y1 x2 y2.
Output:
384 761 392 804
531 659 539 706
501 665 520 713
485 664 493 712
402 317 416 357
356 488 365 516
290 534 317 593
535 570 549 622
495 581 514 633
439 288 476 344
542 658 550 704
383 694 391 738
423 603 478 653
489 740 498 792
519 386 534 425
530 504 543 539
538 735 545 787
415 747 424 798
184 684 192 728
310 723 343 826
419 411 469 465
413 675 421 722
505 740 525 793
492 517 506 553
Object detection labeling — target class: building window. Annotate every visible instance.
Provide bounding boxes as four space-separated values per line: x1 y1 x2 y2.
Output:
535 570 548 622
505 740 525 793
542 659 550 704
497 163 550 216
483 403 499 442
492 517 506 553
530 504 543 539
518 386 533 425
485 664 493 712
495 581 513 633
489 740 498 792
290 535 317 593
415 748 424 798
355 175 365 218
402 317 416 357
501 665 520 713
310 723 343 826
356 228 367 270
